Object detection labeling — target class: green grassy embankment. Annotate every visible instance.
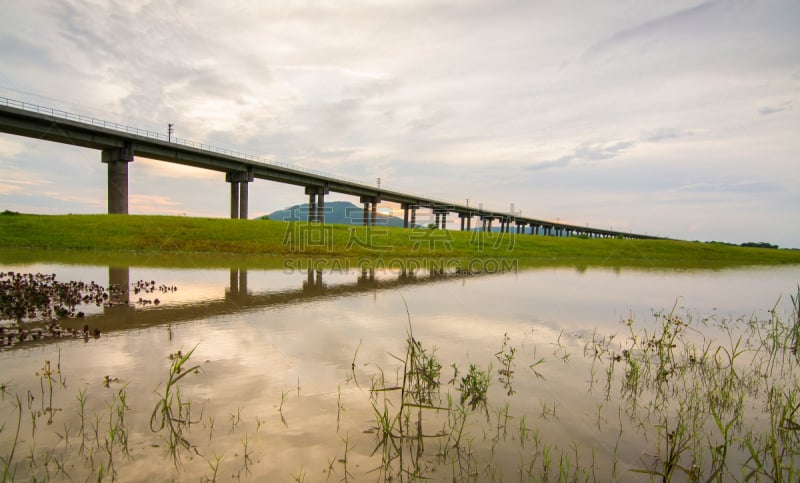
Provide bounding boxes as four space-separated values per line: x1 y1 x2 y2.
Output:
1 213 799 269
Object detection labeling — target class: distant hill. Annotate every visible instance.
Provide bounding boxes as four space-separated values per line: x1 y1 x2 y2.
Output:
261 201 409 227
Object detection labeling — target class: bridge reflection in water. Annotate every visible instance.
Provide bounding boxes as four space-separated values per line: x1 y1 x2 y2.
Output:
75 265 498 338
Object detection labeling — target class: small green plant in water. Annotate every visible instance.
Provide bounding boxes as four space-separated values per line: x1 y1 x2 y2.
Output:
458 364 490 410
495 332 517 395
149 345 202 468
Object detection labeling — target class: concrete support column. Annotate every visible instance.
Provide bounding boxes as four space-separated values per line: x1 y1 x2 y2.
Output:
402 204 409 228
466 216 471 231
101 143 134 215
239 269 248 294
226 169 254 219
108 266 130 305
240 180 249 220
228 268 248 298
440 211 447 229
317 191 325 223
305 185 329 223
360 195 380 227
410 207 417 227
230 182 240 219
307 191 317 222
434 212 440 228
230 269 239 293
459 214 469 231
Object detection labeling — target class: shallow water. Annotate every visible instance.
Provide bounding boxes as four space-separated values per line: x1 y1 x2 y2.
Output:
1 254 798 481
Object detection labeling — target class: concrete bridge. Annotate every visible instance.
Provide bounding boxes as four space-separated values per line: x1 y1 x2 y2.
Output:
0 97 656 240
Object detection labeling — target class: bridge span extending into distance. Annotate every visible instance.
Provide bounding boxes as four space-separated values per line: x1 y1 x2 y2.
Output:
0 97 657 239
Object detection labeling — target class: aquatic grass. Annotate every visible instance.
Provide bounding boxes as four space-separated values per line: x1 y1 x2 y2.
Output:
149 345 202 468
238 433 253 477
279 388 289 427
203 453 224 482
2 286 799 480
336 385 344 432
1 394 22 482
495 332 517 395
458 364 490 410
529 345 547 380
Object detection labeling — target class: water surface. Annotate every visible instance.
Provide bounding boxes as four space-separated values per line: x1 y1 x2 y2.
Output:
1 254 798 481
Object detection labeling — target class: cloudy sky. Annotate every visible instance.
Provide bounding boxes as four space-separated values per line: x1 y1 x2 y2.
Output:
1 0 798 247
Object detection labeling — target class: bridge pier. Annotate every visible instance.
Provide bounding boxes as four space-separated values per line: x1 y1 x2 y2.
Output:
402 203 419 228
303 268 324 291
360 195 380 226
459 212 472 231
101 143 134 214
108 266 130 305
305 186 329 223
226 169 254 219
227 268 248 300
308 189 316 222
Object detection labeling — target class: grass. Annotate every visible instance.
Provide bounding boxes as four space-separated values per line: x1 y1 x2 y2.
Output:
2 213 800 269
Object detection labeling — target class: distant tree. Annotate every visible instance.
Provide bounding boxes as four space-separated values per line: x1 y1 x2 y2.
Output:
741 242 778 249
